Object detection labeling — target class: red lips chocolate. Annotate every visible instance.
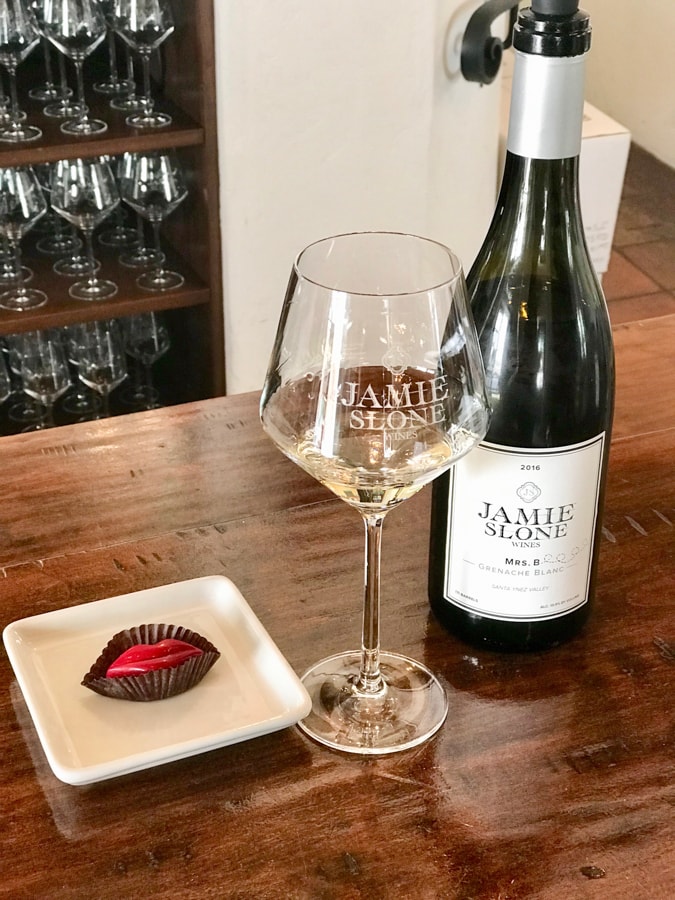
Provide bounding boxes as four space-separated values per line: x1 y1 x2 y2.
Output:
106 638 203 677
82 624 220 701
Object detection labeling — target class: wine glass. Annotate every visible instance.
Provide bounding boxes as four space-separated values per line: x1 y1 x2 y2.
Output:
121 151 187 291
0 0 41 142
34 162 82 256
73 318 127 417
50 157 120 300
93 0 132 95
261 232 490 755
0 166 48 310
112 0 174 128
40 0 108 135
60 323 100 417
98 153 139 248
122 311 169 409
18 328 72 429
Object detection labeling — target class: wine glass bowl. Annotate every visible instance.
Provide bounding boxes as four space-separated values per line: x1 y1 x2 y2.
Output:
261 232 490 754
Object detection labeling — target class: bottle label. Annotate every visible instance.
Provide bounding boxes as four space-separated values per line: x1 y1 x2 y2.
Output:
441 435 605 621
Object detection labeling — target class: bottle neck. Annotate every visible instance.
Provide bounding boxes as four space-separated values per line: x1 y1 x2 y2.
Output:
506 49 586 160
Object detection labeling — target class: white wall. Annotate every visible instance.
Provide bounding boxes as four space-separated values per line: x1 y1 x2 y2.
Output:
214 1 501 395
583 0 675 168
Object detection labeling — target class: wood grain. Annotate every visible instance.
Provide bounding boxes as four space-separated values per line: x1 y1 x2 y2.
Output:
0 316 673 900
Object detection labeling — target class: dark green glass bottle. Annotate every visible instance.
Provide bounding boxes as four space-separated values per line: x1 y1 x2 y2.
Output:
428 1 615 652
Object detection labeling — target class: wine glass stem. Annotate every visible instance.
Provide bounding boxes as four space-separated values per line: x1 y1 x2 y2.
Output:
140 51 153 111
58 54 69 99
101 385 110 418
106 31 119 82
82 228 97 284
43 399 55 428
10 237 27 296
74 60 88 122
7 65 20 123
151 220 164 271
42 38 55 86
357 512 386 695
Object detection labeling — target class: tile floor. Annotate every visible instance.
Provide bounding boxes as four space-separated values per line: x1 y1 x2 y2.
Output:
603 143 675 325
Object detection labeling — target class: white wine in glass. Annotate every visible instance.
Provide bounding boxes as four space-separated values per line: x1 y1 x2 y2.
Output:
261 231 490 755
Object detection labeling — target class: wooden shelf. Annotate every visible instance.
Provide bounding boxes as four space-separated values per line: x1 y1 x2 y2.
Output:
0 0 225 428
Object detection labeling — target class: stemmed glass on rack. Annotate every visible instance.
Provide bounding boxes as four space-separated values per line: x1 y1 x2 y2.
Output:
34 162 82 257
17 329 72 430
40 0 108 136
93 0 131 96
261 231 490 755
112 0 175 129
121 151 187 291
0 166 48 311
50 157 120 300
122 311 169 409
0 0 41 142
72 318 127 418
30 1 79 120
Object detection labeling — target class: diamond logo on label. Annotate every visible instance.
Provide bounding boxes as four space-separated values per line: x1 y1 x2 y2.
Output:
516 481 541 503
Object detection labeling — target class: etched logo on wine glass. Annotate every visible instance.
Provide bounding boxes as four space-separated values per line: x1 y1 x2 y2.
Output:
382 346 410 376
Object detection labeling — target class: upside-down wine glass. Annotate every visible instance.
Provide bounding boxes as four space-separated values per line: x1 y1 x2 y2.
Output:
0 0 41 142
18 328 72 429
41 0 108 135
112 0 174 128
122 151 187 290
261 232 490 755
74 318 127 417
50 157 119 299
0 166 47 310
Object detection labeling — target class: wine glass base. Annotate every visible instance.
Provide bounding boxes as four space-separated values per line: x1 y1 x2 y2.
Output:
0 265 33 285
126 111 172 129
0 288 48 311
93 78 134 96
62 390 101 416
110 95 146 113
98 227 138 248
54 256 100 277
28 85 59 102
119 248 164 269
60 118 108 136
137 269 184 292
0 124 42 143
36 234 82 256
297 650 448 756
69 279 118 301
43 100 83 119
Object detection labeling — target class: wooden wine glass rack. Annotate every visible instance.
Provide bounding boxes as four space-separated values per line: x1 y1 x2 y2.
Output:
0 0 224 421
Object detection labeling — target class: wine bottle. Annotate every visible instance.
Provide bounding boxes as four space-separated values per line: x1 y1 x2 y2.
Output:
428 0 615 652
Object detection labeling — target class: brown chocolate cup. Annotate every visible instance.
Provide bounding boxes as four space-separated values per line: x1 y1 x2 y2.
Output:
82 623 220 702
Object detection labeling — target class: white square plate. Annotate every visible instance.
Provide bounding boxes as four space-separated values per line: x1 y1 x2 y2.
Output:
3 575 311 785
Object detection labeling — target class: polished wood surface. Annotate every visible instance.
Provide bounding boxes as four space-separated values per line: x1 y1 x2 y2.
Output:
1 316 673 900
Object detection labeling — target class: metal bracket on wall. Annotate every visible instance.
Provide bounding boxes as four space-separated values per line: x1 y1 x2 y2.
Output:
459 1 519 85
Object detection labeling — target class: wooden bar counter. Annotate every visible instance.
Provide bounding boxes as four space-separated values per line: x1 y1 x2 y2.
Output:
1 314 673 900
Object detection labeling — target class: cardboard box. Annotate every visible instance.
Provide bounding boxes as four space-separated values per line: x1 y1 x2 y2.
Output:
499 53 631 275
